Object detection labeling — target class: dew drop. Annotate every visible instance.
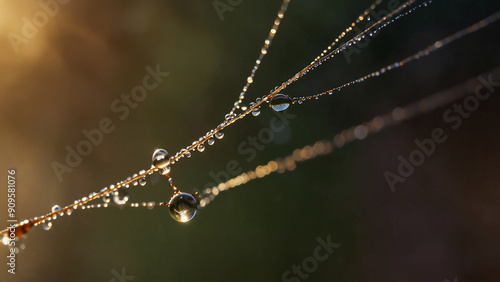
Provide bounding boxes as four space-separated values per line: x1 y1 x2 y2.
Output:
139 177 147 186
51 205 61 213
66 209 73 216
43 222 52 231
207 138 215 145
270 94 292 112
160 166 171 175
215 132 224 140
103 194 111 203
113 189 129 205
168 193 199 223
197 144 205 152
152 149 169 169
2 235 10 245
252 108 260 116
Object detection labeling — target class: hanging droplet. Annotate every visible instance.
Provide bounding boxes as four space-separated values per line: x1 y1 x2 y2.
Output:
207 138 215 145
113 189 129 205
66 209 73 216
51 205 61 213
152 149 169 169
270 94 292 112
43 222 52 231
197 144 205 152
139 177 147 186
252 107 260 116
168 193 199 223
215 131 224 140
103 193 111 203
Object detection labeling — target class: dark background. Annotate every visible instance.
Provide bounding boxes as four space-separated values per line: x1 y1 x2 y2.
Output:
0 0 499 281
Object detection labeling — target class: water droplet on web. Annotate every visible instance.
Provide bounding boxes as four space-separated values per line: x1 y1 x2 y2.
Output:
215 132 224 139
66 209 73 216
2 235 10 245
252 108 260 116
152 149 169 169
113 189 129 205
51 205 61 213
160 166 171 175
103 194 111 203
207 138 215 145
147 202 155 210
197 144 205 152
43 222 52 231
270 94 292 112
139 177 147 186
168 193 198 223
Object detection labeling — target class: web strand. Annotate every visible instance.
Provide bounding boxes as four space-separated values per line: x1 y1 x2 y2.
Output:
228 0 291 116
1 2 499 239
200 66 500 207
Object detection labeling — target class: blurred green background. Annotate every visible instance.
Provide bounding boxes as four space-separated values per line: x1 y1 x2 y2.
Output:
1 0 500 281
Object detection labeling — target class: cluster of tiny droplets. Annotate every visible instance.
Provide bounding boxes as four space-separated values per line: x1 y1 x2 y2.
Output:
228 0 291 117
146 0 432 168
199 67 498 207
232 0 419 117
2 1 500 240
315 0 383 63
293 2 500 106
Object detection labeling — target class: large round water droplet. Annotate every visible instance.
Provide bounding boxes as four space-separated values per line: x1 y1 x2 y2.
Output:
168 193 198 223
197 144 205 152
207 138 215 145
270 93 292 112
113 189 129 205
215 132 224 140
139 177 147 186
51 205 61 213
152 149 169 169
